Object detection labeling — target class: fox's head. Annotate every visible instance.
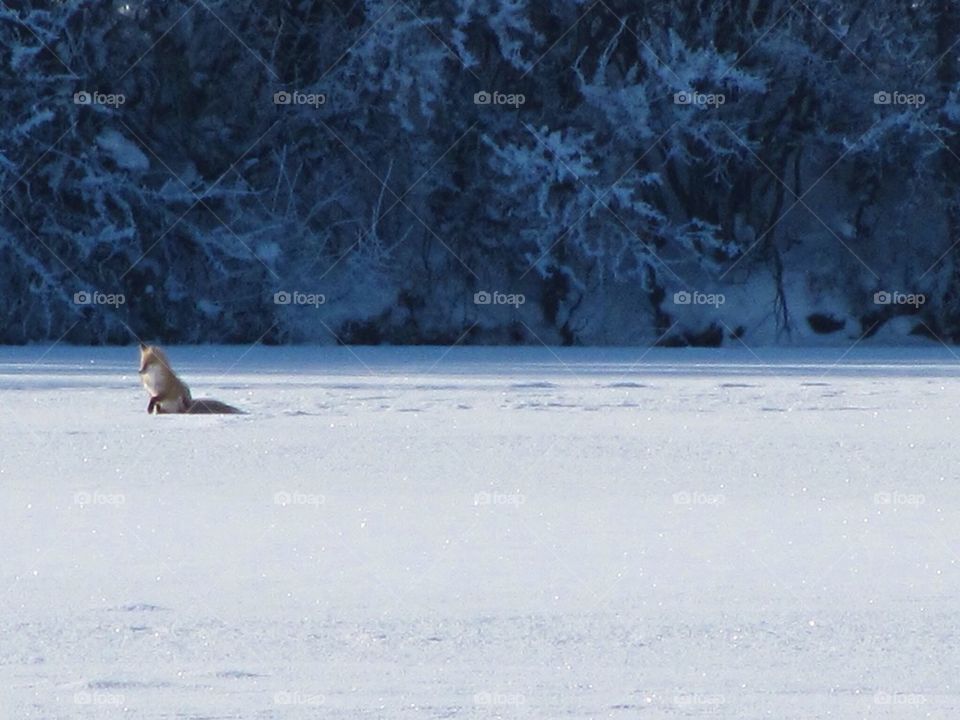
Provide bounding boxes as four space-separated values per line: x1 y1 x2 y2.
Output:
138 342 151 373
138 342 171 374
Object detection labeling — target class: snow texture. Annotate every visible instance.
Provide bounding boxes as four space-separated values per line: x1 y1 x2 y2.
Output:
2 345 959 718
94 130 150 173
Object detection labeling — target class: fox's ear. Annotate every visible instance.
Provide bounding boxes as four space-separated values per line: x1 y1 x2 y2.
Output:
139 342 147 351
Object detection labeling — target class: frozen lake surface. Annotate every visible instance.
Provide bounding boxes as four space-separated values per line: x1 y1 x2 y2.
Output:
2 345 959 718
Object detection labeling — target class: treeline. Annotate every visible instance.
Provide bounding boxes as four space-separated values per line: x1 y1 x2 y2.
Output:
3 0 960 346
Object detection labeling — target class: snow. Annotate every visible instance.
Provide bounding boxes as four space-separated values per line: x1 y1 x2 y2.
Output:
95 130 149 172
2 345 959 718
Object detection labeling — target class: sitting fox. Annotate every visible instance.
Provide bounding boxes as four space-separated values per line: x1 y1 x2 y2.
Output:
138 343 243 414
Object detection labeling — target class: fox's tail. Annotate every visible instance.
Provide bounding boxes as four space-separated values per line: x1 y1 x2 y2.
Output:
185 398 244 414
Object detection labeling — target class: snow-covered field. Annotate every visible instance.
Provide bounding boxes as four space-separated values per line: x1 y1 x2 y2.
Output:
2 344 960 719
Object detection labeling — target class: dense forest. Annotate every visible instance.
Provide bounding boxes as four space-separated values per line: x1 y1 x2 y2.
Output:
3 0 960 346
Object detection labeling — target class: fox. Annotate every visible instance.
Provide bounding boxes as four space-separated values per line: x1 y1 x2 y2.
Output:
138 343 244 414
